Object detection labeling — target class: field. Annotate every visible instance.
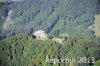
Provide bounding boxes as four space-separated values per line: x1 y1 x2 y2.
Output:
93 14 100 36
94 14 100 26
93 29 100 36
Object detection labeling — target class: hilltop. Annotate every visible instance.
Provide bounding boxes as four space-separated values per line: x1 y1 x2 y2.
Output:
0 33 100 66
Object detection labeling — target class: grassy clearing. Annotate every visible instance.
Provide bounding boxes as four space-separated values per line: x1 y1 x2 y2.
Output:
92 14 100 36
94 15 100 26
93 29 100 36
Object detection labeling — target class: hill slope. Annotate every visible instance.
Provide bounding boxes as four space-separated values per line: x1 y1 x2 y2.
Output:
0 0 100 39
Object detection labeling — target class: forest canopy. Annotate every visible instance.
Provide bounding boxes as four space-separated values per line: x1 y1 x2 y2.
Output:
0 0 100 40
0 33 100 66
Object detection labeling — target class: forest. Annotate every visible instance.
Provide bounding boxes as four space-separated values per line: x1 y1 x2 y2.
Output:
0 33 100 66
0 0 100 66
0 0 100 40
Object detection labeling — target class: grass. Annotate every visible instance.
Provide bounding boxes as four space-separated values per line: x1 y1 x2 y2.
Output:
94 15 100 26
89 14 100 36
93 29 100 36
93 14 100 36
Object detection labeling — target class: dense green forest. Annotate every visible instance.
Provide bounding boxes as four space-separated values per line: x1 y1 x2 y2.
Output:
0 0 100 66
0 33 100 66
0 0 100 40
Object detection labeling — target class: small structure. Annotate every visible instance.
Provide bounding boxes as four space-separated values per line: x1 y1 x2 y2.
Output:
0 0 6 2
0 0 22 2
52 37 64 44
34 30 48 40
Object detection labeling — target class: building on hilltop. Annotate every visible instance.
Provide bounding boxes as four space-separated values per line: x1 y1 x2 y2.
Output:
52 37 64 44
0 0 6 2
0 0 24 2
34 30 48 40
